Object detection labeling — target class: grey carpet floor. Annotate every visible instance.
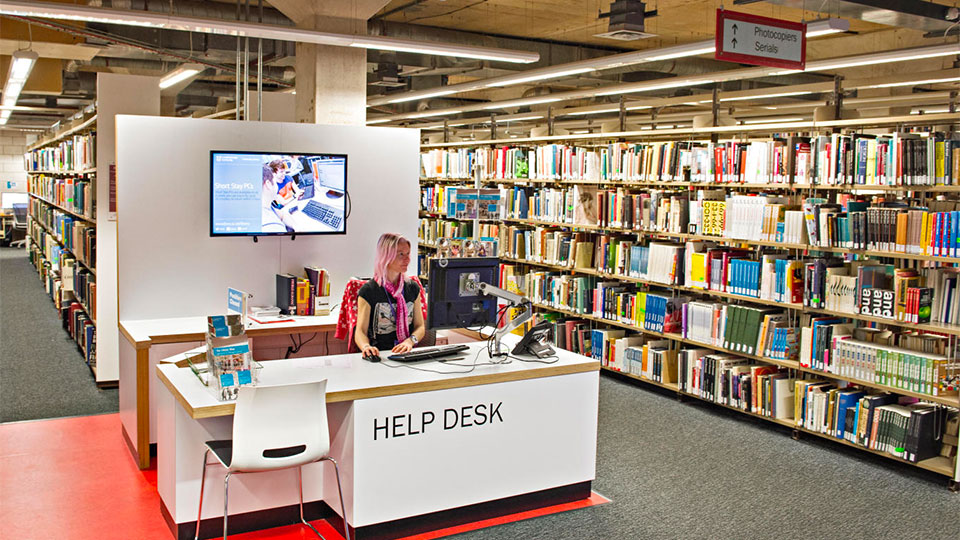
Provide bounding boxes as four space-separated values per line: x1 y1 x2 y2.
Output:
0 246 117 422
1 247 957 537
454 376 960 540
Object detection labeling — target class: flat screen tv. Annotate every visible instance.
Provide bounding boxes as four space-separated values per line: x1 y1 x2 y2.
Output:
210 151 347 236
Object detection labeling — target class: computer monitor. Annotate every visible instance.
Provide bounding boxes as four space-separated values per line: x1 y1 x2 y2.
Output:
426 257 500 330
1 192 27 211
210 151 347 237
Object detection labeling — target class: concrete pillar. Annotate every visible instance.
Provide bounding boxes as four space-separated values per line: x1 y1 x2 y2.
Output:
268 0 390 125
294 17 369 126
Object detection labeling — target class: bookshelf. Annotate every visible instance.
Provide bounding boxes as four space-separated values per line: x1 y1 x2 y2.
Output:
22 73 162 385
25 113 99 377
419 112 960 489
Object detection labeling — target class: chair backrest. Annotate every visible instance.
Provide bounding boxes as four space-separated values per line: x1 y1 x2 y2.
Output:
230 380 329 472
11 204 27 228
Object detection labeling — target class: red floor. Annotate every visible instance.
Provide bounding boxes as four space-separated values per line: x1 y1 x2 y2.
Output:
0 413 607 539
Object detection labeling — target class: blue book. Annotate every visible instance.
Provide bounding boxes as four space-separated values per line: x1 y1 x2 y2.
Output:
834 390 865 439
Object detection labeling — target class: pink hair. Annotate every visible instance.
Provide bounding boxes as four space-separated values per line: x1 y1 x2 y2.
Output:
373 233 410 287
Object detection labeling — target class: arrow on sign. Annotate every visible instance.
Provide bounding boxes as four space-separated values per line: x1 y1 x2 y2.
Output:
732 23 738 34
731 38 738 48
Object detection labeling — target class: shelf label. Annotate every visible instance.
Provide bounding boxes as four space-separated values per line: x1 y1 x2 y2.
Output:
715 10 806 70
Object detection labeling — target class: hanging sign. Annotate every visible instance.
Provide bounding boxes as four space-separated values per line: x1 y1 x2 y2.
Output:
715 10 806 70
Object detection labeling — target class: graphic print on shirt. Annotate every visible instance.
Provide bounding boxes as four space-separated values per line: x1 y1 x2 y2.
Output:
373 301 415 337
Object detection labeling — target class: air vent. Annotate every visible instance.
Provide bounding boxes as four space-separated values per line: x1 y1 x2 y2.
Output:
595 0 658 41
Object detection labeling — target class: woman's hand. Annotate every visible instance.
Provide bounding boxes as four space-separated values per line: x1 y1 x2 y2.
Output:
361 344 380 358
391 339 414 354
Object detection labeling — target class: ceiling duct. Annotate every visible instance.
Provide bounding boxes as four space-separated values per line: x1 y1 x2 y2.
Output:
733 0 959 33
595 0 658 41
88 0 293 27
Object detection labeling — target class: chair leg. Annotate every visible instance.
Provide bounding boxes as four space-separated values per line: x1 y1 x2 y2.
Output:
195 448 210 540
223 472 232 540
298 465 325 539
321 456 351 540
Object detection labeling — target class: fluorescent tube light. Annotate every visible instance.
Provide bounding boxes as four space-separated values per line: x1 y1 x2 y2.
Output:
0 0 539 64
805 18 850 38
484 67 597 88
407 110 462 119
482 97 561 110
596 79 715 97
387 89 456 104
862 76 960 89
645 46 717 62
566 108 620 116
720 90 815 102
742 117 805 124
503 115 544 121
158 64 204 89
1 50 38 125
366 118 393 125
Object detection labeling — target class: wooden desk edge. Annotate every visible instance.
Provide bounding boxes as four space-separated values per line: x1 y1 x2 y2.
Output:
120 322 340 349
158 360 600 420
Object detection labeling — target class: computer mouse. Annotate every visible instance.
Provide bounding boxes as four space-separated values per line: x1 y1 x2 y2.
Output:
364 354 381 363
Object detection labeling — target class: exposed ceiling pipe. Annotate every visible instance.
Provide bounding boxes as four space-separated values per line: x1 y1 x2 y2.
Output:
88 0 294 27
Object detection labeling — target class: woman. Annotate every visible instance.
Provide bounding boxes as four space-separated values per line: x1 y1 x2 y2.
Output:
355 233 425 358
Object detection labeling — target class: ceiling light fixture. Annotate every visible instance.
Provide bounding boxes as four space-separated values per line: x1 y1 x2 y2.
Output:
1 50 39 126
484 67 597 88
387 89 456 104
482 97 562 110
158 63 204 89
742 116 805 124
0 0 539 64
862 76 960 89
407 110 463 119
720 90 816 102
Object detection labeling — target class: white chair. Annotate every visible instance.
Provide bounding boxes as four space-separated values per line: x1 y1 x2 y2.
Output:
194 380 350 540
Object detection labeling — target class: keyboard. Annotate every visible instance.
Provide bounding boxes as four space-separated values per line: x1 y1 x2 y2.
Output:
388 344 469 362
301 200 343 229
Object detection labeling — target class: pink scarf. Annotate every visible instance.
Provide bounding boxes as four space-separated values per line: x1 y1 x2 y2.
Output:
384 276 410 343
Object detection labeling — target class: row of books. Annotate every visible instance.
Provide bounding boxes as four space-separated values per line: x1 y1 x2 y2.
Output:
418 218 475 245
61 257 97 321
64 301 96 367
24 133 96 173
536 287 960 464
509 259 957 392
498 225 960 328
795 383 952 463
275 266 332 317
420 133 960 185
28 207 96 269
28 177 95 219
483 185 960 260
420 148 473 179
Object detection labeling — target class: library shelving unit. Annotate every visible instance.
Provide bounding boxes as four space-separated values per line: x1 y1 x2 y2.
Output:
25 108 99 378
22 73 161 386
418 111 960 490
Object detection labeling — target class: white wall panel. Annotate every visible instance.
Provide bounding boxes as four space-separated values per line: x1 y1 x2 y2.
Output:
115 116 419 322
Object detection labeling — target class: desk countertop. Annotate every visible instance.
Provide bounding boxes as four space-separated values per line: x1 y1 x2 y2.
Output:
120 309 341 347
157 337 599 420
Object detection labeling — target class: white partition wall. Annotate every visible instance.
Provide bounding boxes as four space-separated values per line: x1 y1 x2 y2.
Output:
96 74 161 382
114 117 419 322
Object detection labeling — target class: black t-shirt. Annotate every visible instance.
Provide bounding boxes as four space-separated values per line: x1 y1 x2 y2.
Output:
358 278 420 350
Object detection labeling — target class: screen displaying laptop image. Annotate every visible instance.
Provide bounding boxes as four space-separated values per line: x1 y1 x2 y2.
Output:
210 151 347 237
